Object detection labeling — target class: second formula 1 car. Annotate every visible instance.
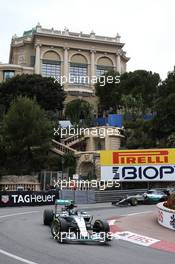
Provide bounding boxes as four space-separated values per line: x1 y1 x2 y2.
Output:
111 189 168 206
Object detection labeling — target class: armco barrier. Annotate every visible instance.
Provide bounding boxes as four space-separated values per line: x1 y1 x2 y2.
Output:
0 190 59 207
60 189 149 204
157 202 175 231
59 190 96 204
95 189 148 203
0 189 156 206
60 189 150 203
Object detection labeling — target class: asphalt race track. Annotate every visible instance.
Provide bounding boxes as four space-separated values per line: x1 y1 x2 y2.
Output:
0 204 174 264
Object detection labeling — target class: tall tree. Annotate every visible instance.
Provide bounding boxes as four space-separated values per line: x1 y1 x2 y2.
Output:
63 152 76 179
152 69 175 146
65 99 93 125
95 70 121 113
95 70 160 117
0 74 66 113
120 71 160 149
1 96 53 174
119 70 160 116
95 69 160 148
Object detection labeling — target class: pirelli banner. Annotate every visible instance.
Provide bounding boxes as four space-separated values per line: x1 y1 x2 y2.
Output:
100 149 175 182
0 191 59 207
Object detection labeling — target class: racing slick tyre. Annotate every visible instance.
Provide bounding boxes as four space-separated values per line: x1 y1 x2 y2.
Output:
93 219 110 233
51 218 68 243
130 197 138 206
43 209 54 225
93 220 111 242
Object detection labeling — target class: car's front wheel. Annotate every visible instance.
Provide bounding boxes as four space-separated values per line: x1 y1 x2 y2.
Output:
51 218 68 243
93 219 111 241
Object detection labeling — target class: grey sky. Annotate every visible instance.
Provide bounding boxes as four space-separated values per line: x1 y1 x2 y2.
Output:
0 0 174 79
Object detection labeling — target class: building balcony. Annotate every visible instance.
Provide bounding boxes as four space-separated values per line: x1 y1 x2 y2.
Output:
64 84 94 96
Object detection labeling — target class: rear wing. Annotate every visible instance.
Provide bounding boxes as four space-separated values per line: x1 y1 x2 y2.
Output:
55 199 75 206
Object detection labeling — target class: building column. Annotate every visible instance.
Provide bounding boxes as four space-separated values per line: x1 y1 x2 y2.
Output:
89 136 94 151
90 50 95 78
63 47 69 88
90 50 96 92
0 71 3 82
116 51 121 74
105 133 110 150
35 44 41 74
63 48 69 88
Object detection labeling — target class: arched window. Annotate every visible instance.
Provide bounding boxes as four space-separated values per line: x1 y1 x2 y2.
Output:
96 57 113 77
69 54 88 85
42 51 61 79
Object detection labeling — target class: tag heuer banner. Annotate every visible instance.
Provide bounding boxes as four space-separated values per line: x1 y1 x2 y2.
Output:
100 149 175 181
0 191 59 207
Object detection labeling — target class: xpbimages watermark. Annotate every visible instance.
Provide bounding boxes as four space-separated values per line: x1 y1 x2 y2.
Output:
53 230 113 242
54 125 122 138
54 74 120 86
53 178 120 190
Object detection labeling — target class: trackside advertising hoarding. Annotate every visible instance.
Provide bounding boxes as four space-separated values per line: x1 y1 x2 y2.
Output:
100 149 175 181
0 191 59 207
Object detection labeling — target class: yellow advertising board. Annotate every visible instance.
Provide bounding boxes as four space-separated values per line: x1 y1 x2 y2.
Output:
100 149 175 166
100 149 175 181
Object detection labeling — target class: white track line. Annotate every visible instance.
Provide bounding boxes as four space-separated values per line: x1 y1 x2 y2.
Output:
0 249 39 264
0 211 40 219
0 211 40 263
122 210 153 217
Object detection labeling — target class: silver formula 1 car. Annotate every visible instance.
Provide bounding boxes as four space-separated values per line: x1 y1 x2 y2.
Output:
43 200 111 243
111 189 168 207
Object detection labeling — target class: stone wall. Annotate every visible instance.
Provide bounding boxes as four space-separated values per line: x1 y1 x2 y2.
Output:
0 175 40 191
0 175 39 184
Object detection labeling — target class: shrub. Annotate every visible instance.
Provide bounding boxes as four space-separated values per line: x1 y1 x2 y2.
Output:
165 192 175 209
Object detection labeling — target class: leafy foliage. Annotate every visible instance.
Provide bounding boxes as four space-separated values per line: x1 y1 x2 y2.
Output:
0 97 53 174
119 70 160 114
95 70 160 116
165 192 175 209
123 119 156 149
96 69 161 149
65 99 93 125
0 74 66 112
63 152 76 178
95 70 121 113
152 70 175 145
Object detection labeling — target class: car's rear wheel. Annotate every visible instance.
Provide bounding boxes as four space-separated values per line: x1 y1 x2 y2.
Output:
43 209 54 225
51 218 68 243
130 197 138 206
